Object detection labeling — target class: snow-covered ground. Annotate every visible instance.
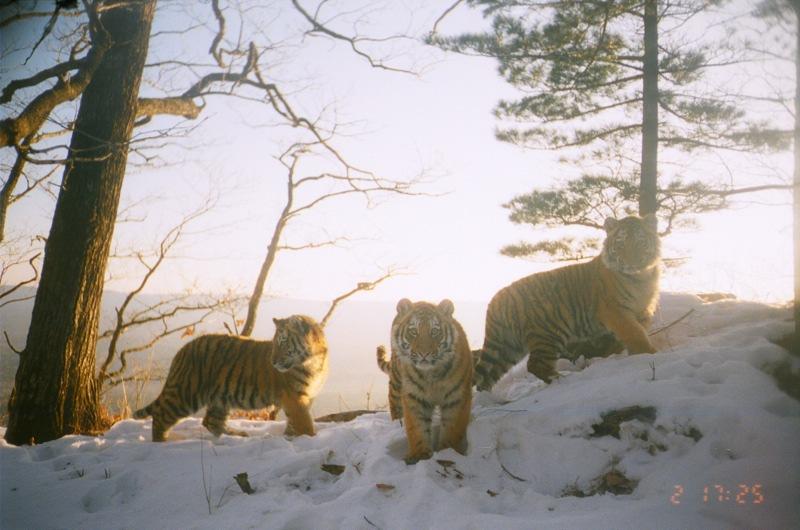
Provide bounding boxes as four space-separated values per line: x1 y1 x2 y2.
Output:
1 293 798 529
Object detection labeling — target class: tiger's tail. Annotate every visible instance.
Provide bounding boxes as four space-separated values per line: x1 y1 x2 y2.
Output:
133 401 155 419
470 349 483 386
376 345 391 375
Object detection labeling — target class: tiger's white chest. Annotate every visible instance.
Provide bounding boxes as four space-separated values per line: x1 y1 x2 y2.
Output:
302 354 329 399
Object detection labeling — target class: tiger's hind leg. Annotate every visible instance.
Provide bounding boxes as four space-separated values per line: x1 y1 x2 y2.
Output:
525 335 564 384
149 396 195 442
203 404 247 437
473 345 524 392
388 372 403 421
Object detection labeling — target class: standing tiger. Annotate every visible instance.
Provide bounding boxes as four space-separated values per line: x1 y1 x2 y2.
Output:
134 315 328 442
376 299 473 464
474 214 661 391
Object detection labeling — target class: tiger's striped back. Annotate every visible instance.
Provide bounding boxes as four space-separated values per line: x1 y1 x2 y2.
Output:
474 215 660 391
134 315 328 441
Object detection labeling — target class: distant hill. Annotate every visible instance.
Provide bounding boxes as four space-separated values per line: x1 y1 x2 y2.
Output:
0 287 489 419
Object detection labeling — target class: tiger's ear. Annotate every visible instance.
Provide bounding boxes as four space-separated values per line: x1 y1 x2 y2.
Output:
438 299 454 317
272 317 282 327
396 298 413 315
642 212 658 232
603 217 618 232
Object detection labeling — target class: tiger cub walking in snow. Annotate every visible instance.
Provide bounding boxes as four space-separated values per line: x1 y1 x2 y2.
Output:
474 214 661 391
376 299 473 463
134 315 328 442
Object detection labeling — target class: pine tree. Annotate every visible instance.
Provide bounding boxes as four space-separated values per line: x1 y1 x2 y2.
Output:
432 0 790 259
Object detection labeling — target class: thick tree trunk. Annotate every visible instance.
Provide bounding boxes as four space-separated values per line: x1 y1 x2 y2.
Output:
4 0 156 445
639 0 659 216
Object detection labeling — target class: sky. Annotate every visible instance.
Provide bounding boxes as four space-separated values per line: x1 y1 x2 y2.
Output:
1 0 795 307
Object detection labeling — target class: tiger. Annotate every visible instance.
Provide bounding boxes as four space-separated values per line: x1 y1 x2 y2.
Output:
474 214 661 391
133 315 328 442
376 299 473 464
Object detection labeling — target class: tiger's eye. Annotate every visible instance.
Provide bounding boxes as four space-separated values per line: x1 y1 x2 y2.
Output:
431 327 440 337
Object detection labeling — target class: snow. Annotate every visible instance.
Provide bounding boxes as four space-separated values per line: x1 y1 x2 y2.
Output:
1 293 798 529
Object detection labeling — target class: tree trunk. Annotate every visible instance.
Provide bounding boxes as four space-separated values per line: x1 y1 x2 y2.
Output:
0 141 27 243
4 0 156 445
240 212 291 337
794 3 799 345
639 0 659 216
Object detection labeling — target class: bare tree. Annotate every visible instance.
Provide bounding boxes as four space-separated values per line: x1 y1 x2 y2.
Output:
319 269 403 329
2 1 431 442
240 140 423 337
5 0 157 445
96 199 245 392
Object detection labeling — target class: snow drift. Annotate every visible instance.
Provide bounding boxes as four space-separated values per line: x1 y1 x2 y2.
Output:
1 293 798 529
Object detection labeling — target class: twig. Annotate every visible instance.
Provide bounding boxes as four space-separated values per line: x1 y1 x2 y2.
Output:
0 252 41 302
319 269 401 328
495 441 528 482
4 331 22 354
430 0 464 36
649 308 695 336
363 515 381 529
200 436 213 515
500 461 528 482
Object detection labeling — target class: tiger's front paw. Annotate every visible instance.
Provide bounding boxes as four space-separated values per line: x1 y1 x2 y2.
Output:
404 450 432 465
474 374 493 392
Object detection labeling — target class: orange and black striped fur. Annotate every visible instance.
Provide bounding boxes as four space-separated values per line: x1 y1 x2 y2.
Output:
134 315 328 442
377 299 473 464
474 214 661 391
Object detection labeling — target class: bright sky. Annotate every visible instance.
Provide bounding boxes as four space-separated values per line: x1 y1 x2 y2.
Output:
2 0 794 306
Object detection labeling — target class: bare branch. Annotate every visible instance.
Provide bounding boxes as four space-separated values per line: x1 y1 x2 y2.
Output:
136 97 203 120
101 369 164 391
0 7 83 29
95 197 243 389
209 0 227 68
693 183 794 197
3 331 23 354
649 308 695 336
290 0 416 75
0 2 108 147
240 139 426 336
430 0 465 37
320 269 402 328
277 236 356 251
0 252 41 306
0 58 86 104
23 3 65 65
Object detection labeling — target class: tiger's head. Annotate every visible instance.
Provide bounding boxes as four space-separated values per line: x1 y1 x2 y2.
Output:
271 315 326 372
391 299 459 370
601 214 661 274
